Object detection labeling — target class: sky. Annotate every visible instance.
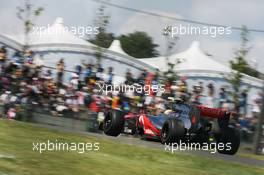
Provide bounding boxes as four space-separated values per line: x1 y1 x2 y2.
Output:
0 0 264 72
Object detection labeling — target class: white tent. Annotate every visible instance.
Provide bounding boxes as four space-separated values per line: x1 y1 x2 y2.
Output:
28 17 95 47
0 17 96 52
25 17 97 53
140 41 231 75
139 41 262 88
172 41 231 73
108 40 129 56
139 56 167 71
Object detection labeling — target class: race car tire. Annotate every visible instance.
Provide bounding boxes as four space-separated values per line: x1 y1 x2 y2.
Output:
161 118 185 144
191 130 209 144
103 109 125 137
217 127 240 155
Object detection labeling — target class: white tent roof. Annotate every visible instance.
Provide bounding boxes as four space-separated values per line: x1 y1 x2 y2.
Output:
140 41 231 74
139 56 167 71
172 41 231 73
28 17 95 47
108 40 129 56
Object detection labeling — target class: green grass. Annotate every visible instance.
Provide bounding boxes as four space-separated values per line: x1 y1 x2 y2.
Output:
0 119 263 175
238 153 264 161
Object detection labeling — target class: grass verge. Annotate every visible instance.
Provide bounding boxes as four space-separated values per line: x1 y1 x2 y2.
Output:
0 119 263 175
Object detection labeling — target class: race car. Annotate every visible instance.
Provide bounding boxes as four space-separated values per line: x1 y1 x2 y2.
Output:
103 101 240 155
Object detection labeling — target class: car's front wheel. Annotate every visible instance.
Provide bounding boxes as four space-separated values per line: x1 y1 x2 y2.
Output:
103 110 125 137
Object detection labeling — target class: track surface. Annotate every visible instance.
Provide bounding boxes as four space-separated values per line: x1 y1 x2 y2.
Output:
36 123 264 168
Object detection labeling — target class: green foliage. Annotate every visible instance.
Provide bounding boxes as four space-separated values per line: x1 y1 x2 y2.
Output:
227 71 243 110
34 7 44 16
162 25 180 84
16 0 44 49
227 26 256 111
230 57 259 78
93 4 110 33
90 3 112 63
119 31 159 58
90 32 114 48
16 1 44 33
163 59 181 84
90 3 114 48
230 26 259 78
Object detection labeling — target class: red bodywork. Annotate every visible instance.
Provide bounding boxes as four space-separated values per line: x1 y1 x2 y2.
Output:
138 114 161 137
123 105 228 138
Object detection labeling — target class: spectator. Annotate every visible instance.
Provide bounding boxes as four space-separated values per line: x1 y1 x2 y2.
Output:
0 46 7 63
251 91 262 118
204 83 215 108
56 58 65 86
137 70 147 86
219 87 227 108
96 63 104 81
75 63 82 76
24 50 34 65
191 84 203 105
83 63 92 85
69 73 79 90
198 81 204 94
106 67 114 85
125 69 134 85
239 90 248 118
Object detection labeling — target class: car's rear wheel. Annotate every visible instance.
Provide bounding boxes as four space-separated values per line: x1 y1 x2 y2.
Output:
217 127 240 155
161 118 185 144
103 110 125 136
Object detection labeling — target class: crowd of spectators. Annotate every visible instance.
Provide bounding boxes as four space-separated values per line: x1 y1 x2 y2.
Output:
0 46 262 142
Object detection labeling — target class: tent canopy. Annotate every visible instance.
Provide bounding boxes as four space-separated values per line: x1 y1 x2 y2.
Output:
28 17 95 47
140 41 231 74
108 40 129 56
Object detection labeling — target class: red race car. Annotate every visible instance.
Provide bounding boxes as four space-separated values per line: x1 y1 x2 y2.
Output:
103 102 240 155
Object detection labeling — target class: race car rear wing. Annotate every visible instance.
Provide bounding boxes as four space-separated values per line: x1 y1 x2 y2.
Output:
196 105 233 130
196 105 227 119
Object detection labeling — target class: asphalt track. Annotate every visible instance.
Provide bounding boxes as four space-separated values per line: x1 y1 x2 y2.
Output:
36 123 264 168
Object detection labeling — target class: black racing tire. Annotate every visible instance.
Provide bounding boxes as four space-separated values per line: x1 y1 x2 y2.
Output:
191 129 209 144
217 127 240 155
161 118 185 144
103 110 125 137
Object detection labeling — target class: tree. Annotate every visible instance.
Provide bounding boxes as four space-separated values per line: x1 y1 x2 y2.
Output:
89 3 114 63
163 61 181 84
162 26 180 84
230 26 259 78
90 32 114 48
227 26 251 113
119 31 159 58
17 0 44 50
227 70 243 113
